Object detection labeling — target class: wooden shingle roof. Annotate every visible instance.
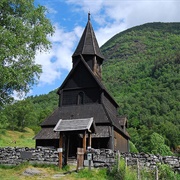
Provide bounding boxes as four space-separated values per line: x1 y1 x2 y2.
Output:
39 103 129 139
41 104 109 126
34 127 59 140
91 126 110 138
54 117 96 133
72 13 104 59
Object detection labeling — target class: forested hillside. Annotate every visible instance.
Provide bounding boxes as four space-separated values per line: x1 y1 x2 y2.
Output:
0 90 57 133
0 22 179 154
101 22 180 153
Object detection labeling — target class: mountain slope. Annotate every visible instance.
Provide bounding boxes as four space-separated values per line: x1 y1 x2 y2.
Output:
101 22 180 151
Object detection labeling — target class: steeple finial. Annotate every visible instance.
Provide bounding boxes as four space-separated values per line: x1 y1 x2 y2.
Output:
88 12 90 21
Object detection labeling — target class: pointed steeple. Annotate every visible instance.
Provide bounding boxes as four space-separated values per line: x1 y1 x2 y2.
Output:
72 13 104 59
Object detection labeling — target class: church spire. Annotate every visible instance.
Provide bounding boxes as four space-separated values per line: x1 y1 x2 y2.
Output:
72 13 104 59
88 12 90 21
72 13 104 80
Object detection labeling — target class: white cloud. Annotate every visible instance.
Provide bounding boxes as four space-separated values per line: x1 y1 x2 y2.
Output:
46 6 58 14
66 0 180 45
35 24 83 85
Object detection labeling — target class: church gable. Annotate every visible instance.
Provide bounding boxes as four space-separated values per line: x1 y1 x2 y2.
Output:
62 60 98 89
62 87 101 106
59 58 102 106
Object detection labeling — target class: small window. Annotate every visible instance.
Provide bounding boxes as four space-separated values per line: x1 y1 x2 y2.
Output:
77 92 84 104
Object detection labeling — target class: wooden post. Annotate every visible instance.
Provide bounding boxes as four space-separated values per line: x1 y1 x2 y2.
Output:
87 133 92 171
88 132 91 147
155 166 158 180
117 150 120 172
137 159 140 180
59 132 63 169
125 157 127 169
88 158 91 171
83 131 86 153
76 148 84 171
65 135 70 166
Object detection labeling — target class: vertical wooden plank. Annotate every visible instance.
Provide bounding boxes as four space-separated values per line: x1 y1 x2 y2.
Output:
88 132 91 147
137 159 140 180
66 135 70 164
125 157 127 169
83 131 86 153
155 166 159 180
117 150 120 172
59 132 63 169
64 134 69 166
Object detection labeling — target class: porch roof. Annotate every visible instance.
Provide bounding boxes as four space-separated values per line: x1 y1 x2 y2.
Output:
33 127 59 140
53 117 96 133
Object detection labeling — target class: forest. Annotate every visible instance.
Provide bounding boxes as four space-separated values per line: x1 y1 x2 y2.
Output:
0 22 179 155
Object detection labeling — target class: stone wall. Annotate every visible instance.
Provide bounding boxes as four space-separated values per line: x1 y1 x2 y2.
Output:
120 152 180 173
0 147 59 166
88 149 180 173
0 147 179 173
88 148 115 167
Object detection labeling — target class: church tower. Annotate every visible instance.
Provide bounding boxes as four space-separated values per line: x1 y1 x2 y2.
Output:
72 13 104 80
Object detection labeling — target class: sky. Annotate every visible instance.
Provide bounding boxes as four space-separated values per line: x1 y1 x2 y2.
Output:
27 0 180 97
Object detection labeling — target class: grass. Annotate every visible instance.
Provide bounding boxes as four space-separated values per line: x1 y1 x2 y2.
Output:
1 160 180 180
75 168 107 180
0 163 108 180
0 127 35 148
0 164 64 180
0 129 179 180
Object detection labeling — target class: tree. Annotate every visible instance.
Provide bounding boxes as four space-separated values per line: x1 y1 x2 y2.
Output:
150 132 172 156
1 99 37 131
0 0 54 106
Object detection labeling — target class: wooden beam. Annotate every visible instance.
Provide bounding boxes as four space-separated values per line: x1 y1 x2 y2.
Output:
83 131 86 153
66 135 70 165
88 132 92 148
59 132 63 169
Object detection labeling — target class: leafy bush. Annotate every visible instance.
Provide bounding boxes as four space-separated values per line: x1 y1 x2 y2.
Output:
150 132 173 156
0 129 6 135
158 164 180 180
129 141 139 153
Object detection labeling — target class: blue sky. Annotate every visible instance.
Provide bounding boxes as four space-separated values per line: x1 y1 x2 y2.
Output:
26 0 180 97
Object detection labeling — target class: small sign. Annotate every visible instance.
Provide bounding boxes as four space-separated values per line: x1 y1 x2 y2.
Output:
57 148 63 153
87 153 92 160
20 151 32 160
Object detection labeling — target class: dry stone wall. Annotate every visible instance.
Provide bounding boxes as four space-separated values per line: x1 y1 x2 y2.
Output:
0 146 59 166
88 149 180 173
121 152 180 172
0 147 179 173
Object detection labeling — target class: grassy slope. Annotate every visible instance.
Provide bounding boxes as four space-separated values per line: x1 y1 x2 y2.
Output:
0 127 35 148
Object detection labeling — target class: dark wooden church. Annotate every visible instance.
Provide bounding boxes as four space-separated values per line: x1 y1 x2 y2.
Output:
34 14 130 156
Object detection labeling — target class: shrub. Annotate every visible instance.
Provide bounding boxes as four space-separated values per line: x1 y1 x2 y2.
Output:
158 164 180 180
107 157 126 180
129 141 139 153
